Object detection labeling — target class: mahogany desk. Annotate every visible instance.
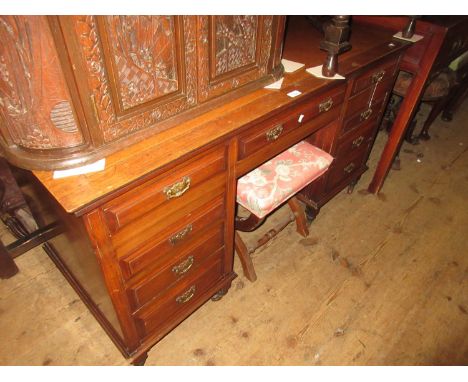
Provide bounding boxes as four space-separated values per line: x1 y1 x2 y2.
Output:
25 18 408 364
354 16 468 194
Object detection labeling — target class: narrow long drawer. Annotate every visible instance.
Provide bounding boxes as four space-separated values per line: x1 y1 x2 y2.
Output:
102 145 227 235
351 57 399 96
119 197 225 278
127 243 224 311
238 85 346 160
134 254 224 337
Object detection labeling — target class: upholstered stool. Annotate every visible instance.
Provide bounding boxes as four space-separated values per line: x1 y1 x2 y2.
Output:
235 140 333 282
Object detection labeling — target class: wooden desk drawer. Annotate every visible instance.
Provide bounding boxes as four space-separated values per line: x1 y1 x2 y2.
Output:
341 98 384 136
326 145 369 192
109 177 226 257
102 145 227 235
127 241 224 311
119 198 225 278
351 57 399 96
336 120 376 159
238 85 345 160
134 253 224 337
345 76 393 120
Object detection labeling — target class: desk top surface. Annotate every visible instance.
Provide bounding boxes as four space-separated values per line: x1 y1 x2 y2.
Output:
33 16 406 214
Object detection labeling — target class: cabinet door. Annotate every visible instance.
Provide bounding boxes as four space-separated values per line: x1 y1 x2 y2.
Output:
197 16 281 102
60 16 197 143
0 17 86 154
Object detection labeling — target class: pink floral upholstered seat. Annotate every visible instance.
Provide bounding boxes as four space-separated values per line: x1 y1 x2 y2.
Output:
237 141 333 218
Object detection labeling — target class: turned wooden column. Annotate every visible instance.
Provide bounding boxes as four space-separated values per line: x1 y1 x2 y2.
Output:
320 16 351 77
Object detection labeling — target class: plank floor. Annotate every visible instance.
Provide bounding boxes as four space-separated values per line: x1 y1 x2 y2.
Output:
1 101 467 366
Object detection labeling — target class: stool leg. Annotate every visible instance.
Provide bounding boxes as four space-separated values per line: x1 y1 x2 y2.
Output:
234 231 257 282
287 197 309 237
0 241 19 279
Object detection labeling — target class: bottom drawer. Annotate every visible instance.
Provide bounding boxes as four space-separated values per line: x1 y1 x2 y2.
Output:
326 146 369 192
134 252 224 337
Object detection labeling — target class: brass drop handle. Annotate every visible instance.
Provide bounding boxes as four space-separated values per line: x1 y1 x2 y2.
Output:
265 125 284 141
169 224 193 245
372 70 385 83
172 255 194 275
163 176 191 199
176 285 196 304
344 162 356 174
352 136 365 148
360 108 373 121
319 97 333 113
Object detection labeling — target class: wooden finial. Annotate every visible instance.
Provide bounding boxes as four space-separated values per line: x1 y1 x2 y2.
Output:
320 15 351 77
402 16 421 39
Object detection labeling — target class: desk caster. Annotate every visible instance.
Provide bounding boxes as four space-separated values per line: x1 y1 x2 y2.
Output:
211 287 230 302
347 179 358 194
305 206 320 223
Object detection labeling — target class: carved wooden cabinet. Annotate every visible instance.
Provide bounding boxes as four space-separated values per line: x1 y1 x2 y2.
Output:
0 16 285 170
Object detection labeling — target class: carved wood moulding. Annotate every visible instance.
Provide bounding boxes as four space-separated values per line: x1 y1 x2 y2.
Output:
0 15 285 170
0 16 85 151
66 15 198 143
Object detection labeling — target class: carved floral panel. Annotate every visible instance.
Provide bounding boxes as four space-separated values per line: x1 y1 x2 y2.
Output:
67 15 197 143
102 16 180 111
213 16 258 77
197 16 274 103
0 16 84 150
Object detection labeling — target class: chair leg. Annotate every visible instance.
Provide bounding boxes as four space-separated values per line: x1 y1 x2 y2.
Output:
287 197 309 238
234 231 257 282
419 97 447 141
442 80 468 122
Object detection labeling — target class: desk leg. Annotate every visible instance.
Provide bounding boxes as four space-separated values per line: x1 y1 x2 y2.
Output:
131 352 148 366
368 31 445 194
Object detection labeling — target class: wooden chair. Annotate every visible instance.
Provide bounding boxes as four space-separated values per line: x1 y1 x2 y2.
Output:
382 69 456 145
234 141 333 282
442 52 468 122
0 159 62 279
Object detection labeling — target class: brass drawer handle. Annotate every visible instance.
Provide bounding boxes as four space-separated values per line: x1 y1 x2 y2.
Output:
360 108 373 121
352 136 365 148
163 176 191 199
265 125 284 141
169 224 193 245
344 162 356 174
319 97 333 113
176 285 196 304
372 70 385 83
172 255 194 276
